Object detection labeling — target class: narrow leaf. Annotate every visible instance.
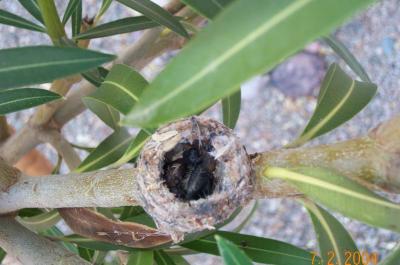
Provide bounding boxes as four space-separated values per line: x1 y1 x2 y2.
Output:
127 250 153 265
154 250 176 265
96 0 113 21
85 64 148 115
0 88 61 114
116 0 188 38
0 248 6 262
75 16 159 39
323 35 371 82
379 243 400 265
114 128 153 166
0 9 45 32
120 206 145 220
76 128 133 172
17 0 44 23
289 63 376 147
265 167 400 232
83 97 120 129
169 255 190 265
0 46 115 90
182 231 317 265
62 0 81 24
215 235 253 265
71 0 82 37
41 226 79 254
18 210 61 232
222 89 241 129
181 0 234 19
302 200 360 265
124 0 375 128
82 67 109 87
79 247 95 262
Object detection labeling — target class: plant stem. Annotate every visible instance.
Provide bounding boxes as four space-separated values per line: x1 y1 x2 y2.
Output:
0 158 20 192
0 216 90 265
0 168 139 213
0 116 10 142
253 115 400 195
37 0 66 45
38 130 81 169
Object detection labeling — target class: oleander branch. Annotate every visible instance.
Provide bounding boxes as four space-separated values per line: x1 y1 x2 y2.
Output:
254 115 400 196
1 115 399 213
0 168 138 213
0 216 90 265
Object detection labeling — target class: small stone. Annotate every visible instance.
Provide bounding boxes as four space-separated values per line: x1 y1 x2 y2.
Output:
270 52 327 98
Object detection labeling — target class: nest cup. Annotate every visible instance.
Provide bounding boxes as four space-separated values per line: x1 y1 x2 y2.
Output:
136 116 254 242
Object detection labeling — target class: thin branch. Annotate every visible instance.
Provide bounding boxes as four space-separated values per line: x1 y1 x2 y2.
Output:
1 115 399 212
30 77 80 126
0 116 10 142
0 125 42 165
38 129 81 170
253 115 400 196
0 168 139 213
0 216 90 265
0 158 21 192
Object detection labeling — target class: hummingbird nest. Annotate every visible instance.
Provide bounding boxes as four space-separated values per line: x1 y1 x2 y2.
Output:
136 116 254 242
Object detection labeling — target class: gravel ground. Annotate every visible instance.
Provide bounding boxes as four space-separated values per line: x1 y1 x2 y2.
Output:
1 0 400 264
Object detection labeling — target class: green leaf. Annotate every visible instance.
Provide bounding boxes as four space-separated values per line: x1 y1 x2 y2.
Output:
71 0 82 36
71 143 95 152
0 9 45 32
18 208 43 217
379 244 400 265
215 235 253 265
79 247 95 262
82 67 109 87
92 251 107 264
96 0 113 21
323 35 371 82
264 167 400 232
123 0 375 128
17 0 44 23
222 89 241 129
75 128 133 172
120 206 145 220
75 16 159 40
154 250 176 265
169 255 190 265
0 248 6 262
0 88 61 114
114 128 153 166
0 46 115 90
231 200 258 233
83 97 120 129
116 0 188 38
85 64 148 115
302 200 360 265
18 210 61 232
62 0 81 24
125 213 156 228
41 226 79 254
182 231 317 265
288 63 376 147
127 250 153 265
181 0 234 19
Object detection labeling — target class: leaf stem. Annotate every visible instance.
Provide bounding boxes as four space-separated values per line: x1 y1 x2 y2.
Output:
37 0 66 45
